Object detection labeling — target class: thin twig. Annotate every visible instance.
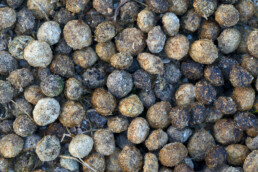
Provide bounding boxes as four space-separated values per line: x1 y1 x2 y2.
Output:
10 100 34 121
31 0 49 21
59 155 97 172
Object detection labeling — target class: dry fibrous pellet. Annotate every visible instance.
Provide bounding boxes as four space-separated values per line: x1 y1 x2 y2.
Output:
94 129 115 156
245 127 258 137
69 134 93 158
146 0 168 13
159 142 188 167
0 7 16 31
190 39 218 64
174 163 194 172
24 40 53 68
247 30 258 58
83 153 105 172
110 52 133 70
0 120 14 134
145 129 168 151
154 76 175 101
93 0 113 16
133 69 152 90
0 158 8 172
190 102 206 125
119 94 144 117
215 96 237 115
50 54 74 78
118 2 138 24
127 117 150 144
237 26 253 53
54 8 76 25
8 35 33 60
147 101 171 129
0 134 24 158
218 56 239 79
165 63 182 84
170 106 190 129
60 154 79 172
37 21 61 45
241 54 258 77
66 0 89 13
215 4 239 27
91 88 116 116
11 98 33 117
245 136 258 150
230 65 253 87
159 166 173 172
137 52 164 74
143 153 159 172
165 34 189 60
204 65 224 86
43 66 60 84
243 150 258 172
73 47 98 68
218 28 241 54
139 90 156 108
193 0 217 19
182 9 201 32
24 134 41 150
59 101 85 127
0 80 14 104
106 70 133 98
27 0 54 19
63 20 92 50
0 51 18 75
118 145 143 171
96 41 116 62
6 0 24 9
85 9 105 30
107 116 129 133
167 126 192 143
0 33 11 51
162 12 180 36
199 20 220 41
13 115 37 137
194 80 217 104
40 75 64 97
187 130 215 161
95 21 116 43
87 109 107 128
146 26 166 53
24 85 44 105
137 9 156 33
15 8 35 35
14 151 37 172
181 61 203 80
232 87 255 111
226 144 250 166
7 68 34 91
236 0 255 23
168 0 189 15
55 38 72 54
106 148 122 172
36 135 60 161
33 98 60 126
234 112 257 130
64 78 83 100
82 67 106 89
115 28 146 56
205 146 226 169
214 118 243 145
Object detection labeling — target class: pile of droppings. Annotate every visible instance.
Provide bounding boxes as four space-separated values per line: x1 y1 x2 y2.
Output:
0 0 257 171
